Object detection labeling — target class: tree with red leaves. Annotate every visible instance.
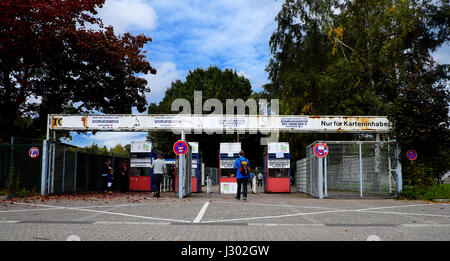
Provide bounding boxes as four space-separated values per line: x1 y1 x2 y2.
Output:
0 0 156 139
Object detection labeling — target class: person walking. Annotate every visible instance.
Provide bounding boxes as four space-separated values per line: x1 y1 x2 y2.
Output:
167 164 175 192
150 154 166 198
120 161 129 193
233 150 250 201
257 171 263 188
102 159 113 193
249 170 256 194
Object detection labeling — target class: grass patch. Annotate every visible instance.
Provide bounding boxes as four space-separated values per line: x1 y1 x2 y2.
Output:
397 184 450 200
0 188 38 198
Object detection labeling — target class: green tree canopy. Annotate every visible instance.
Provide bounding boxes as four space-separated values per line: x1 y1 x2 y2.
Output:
147 66 264 167
266 0 449 183
0 0 157 141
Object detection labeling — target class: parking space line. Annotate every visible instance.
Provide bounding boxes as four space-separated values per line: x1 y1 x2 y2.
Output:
359 210 450 218
248 223 326 227
201 209 357 223
193 201 210 223
13 202 192 223
354 204 435 212
94 221 170 225
212 201 340 210
399 224 450 227
0 220 19 224
201 204 450 224
0 208 63 213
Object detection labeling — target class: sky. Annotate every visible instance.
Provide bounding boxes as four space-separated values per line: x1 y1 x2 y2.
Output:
67 0 283 148
66 0 450 149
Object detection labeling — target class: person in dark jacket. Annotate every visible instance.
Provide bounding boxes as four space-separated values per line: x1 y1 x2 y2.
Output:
233 150 250 201
102 159 113 193
120 162 129 193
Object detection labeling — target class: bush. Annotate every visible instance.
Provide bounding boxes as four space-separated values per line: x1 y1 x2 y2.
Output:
398 184 450 200
4 163 37 198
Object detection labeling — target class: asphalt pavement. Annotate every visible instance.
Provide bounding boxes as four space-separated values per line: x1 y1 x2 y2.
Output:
1 185 449 241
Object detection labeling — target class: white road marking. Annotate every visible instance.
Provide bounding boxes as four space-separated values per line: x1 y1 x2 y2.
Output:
93 221 170 225
0 220 19 223
212 201 339 210
7 201 449 226
202 204 450 223
354 204 434 212
0 208 63 213
201 209 358 223
193 201 210 223
248 223 326 227
13 202 191 223
360 210 450 218
399 224 450 227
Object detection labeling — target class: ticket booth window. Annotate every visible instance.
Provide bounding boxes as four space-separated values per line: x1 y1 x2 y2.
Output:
220 168 236 178
131 167 151 177
268 168 289 178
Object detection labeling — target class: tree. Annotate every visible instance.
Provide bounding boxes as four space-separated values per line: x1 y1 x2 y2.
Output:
147 66 265 167
266 0 449 183
0 0 157 140
110 144 130 157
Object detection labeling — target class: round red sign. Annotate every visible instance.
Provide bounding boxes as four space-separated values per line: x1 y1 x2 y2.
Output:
173 140 189 155
406 150 417 161
313 143 328 158
29 147 39 158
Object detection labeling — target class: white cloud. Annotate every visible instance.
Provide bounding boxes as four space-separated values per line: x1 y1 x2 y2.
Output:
79 132 148 149
145 0 281 96
97 0 158 34
143 61 184 104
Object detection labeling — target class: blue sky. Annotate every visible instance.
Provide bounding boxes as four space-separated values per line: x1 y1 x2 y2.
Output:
66 0 450 149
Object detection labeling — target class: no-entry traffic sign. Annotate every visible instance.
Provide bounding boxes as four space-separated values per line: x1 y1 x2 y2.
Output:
406 150 417 161
29 147 39 158
173 140 189 155
313 143 328 158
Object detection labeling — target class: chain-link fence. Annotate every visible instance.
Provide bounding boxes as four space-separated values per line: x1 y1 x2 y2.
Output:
205 167 219 185
4 139 132 194
0 143 43 192
296 141 401 198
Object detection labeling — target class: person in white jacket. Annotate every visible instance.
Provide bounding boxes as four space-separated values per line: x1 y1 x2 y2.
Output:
257 171 263 187
150 154 166 198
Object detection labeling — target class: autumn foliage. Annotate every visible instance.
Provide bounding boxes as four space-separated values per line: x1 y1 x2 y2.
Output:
0 0 156 139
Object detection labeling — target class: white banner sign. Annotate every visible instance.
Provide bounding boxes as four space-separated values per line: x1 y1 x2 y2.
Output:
268 142 290 154
220 142 241 157
188 142 199 154
220 159 235 169
220 182 237 194
49 115 392 133
130 141 152 153
268 159 290 169
130 158 152 167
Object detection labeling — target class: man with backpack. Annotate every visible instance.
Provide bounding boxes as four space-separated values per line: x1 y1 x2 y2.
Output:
233 150 251 201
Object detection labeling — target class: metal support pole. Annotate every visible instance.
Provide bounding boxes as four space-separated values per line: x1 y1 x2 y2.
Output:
47 141 53 195
318 157 323 199
395 144 402 193
40 140 48 195
50 131 56 194
178 154 183 198
74 149 78 192
62 145 66 193
324 156 328 198
359 143 363 198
